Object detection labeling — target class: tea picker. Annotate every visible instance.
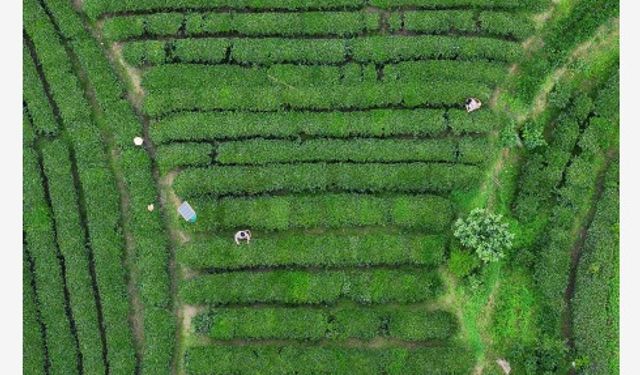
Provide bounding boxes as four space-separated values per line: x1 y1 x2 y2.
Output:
234 230 252 245
465 98 482 113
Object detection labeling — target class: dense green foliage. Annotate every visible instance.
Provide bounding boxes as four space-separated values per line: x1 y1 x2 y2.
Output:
454 208 514 262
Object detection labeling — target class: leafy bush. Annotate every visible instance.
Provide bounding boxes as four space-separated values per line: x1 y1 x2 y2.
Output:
448 247 480 278
454 208 514 263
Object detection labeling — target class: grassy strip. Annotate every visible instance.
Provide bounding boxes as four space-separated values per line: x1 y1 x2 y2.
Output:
184 193 453 232
142 81 491 116
173 162 482 197
180 269 442 305
25 0 136 371
24 146 80 374
185 344 474 374
215 138 489 165
103 11 379 40
193 306 457 340
572 160 619 374
23 45 57 136
150 109 497 144
178 233 445 269
23 249 47 375
40 1 179 372
41 140 106 375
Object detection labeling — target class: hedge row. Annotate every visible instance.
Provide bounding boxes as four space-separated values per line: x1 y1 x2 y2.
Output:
41 140 106 375
369 0 544 9
150 108 496 144
180 269 442 305
178 233 445 269
142 63 376 90
23 45 58 136
23 250 47 375
122 35 522 67
40 0 177 372
25 0 136 372
24 146 80 375
142 81 491 116
103 11 379 40
572 160 619 375
215 137 488 165
384 59 507 85
477 11 535 41
193 306 457 340
185 344 474 375
173 162 482 197
184 193 453 232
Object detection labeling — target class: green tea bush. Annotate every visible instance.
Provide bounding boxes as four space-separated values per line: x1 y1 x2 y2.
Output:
156 142 213 174
150 109 456 143
142 80 490 115
350 35 523 63
215 138 491 165
41 140 106 375
194 307 457 340
85 0 367 20
178 233 445 269
572 161 619 375
24 147 80 375
385 60 507 85
185 193 453 232
403 10 476 34
448 247 480 278
180 269 442 304
173 162 482 197
23 252 46 375
23 45 57 136
104 11 379 40
185 344 474 375
233 37 345 64
478 11 535 41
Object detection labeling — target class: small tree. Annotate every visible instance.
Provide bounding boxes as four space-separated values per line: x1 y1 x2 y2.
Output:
453 208 514 263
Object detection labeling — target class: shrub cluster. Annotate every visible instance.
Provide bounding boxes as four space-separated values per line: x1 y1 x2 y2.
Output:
185 344 474 375
180 269 442 304
41 140 106 374
193 307 457 340
185 193 453 232
25 1 136 372
174 162 482 197
178 233 445 269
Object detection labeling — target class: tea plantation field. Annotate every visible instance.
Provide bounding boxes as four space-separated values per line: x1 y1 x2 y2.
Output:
23 0 619 374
